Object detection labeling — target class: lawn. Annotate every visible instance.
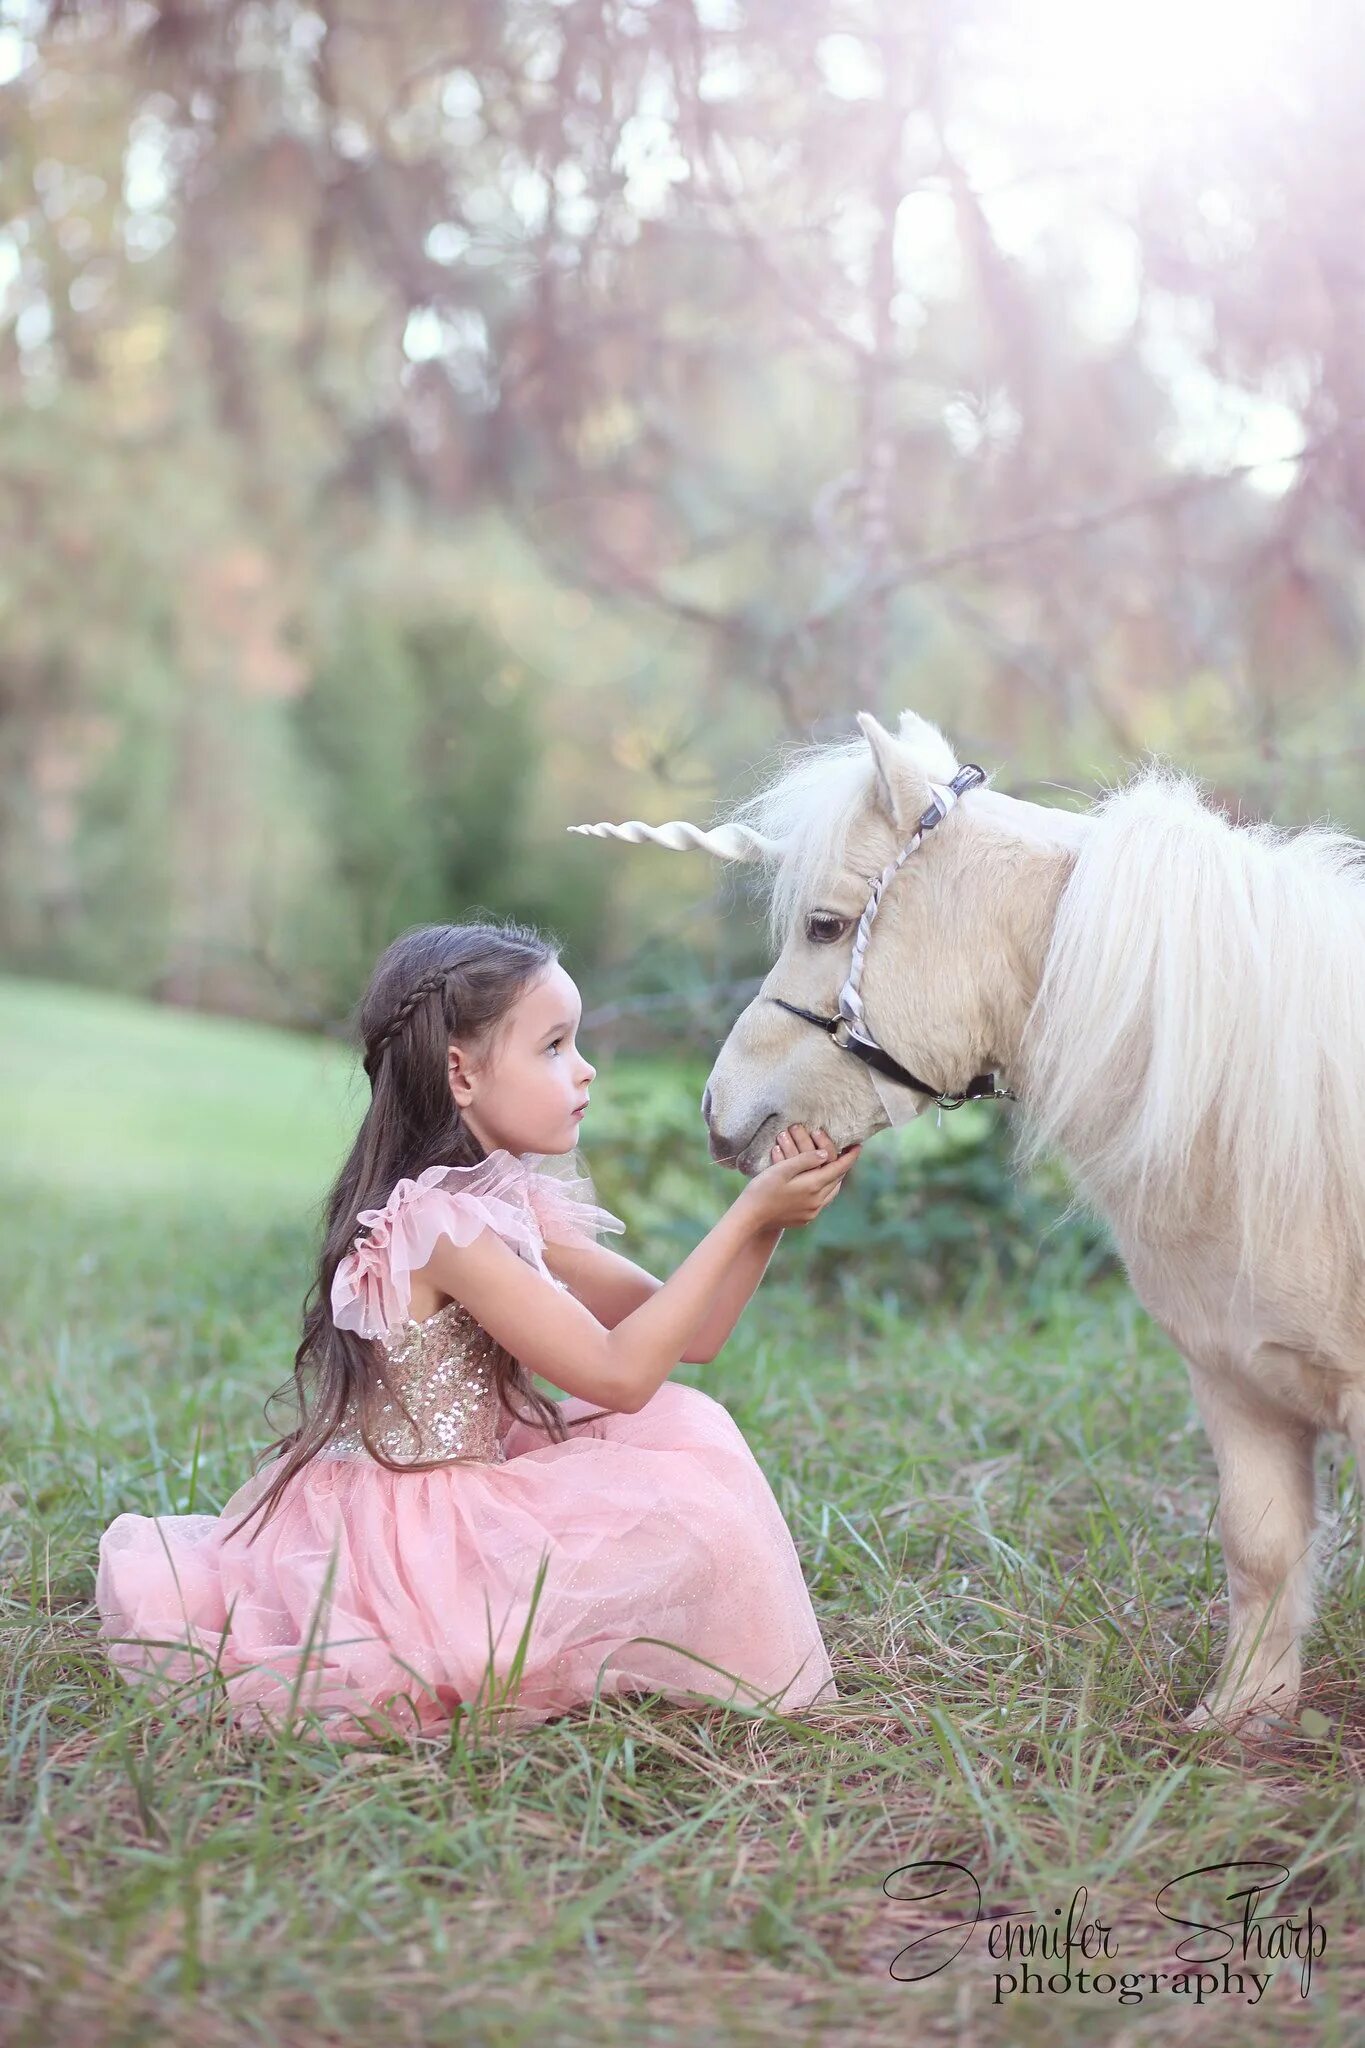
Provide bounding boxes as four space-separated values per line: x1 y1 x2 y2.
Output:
1 977 1361 2046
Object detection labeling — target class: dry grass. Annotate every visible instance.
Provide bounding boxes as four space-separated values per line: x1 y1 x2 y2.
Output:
1 983 1362 2045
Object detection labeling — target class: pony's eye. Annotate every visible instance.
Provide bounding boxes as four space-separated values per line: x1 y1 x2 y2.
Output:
805 912 852 945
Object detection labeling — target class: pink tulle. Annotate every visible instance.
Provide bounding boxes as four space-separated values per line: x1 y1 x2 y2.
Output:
96 1147 837 1742
330 1149 626 1339
96 1381 838 1742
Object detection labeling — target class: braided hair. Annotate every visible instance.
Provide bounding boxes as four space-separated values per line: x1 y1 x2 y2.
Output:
362 965 452 1079
228 918 609 1541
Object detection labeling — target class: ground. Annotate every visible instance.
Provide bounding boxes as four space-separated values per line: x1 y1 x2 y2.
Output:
1 978 1361 2046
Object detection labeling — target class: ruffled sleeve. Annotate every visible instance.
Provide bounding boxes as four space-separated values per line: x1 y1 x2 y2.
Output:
330 1153 552 1339
329 1148 626 1340
521 1151 627 1252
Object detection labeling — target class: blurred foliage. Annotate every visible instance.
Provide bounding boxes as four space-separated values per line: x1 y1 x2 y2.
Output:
293 603 615 1006
793 1118 1120 1321
2 0 1364 1028
583 1058 1117 1320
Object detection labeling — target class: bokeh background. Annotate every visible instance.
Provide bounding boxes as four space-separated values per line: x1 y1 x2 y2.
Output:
4 0 1364 1040
4 12 1365 2038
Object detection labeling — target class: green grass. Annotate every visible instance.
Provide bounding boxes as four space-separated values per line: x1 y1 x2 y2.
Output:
0 975 360 1215
1 975 1362 2046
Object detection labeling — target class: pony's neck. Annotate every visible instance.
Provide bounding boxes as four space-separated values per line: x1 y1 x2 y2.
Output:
964 790 1093 1082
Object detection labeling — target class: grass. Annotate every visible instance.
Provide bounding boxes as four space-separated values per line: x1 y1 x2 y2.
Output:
1 975 1362 2046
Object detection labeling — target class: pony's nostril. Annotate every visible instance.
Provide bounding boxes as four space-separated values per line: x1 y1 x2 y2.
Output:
700 1082 713 1124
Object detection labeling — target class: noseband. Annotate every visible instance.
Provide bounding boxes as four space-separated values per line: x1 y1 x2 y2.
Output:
768 762 1018 1114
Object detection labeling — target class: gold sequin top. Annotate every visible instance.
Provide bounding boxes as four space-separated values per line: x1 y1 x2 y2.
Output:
322 1146 626 1471
321 1299 510 1466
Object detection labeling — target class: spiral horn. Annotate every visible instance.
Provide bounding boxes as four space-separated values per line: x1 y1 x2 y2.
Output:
566 818 784 864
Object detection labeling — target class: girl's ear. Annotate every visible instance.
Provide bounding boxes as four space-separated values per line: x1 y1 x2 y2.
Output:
447 1042 473 1108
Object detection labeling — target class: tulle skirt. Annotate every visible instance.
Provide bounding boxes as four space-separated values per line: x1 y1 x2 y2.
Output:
96 1381 837 1742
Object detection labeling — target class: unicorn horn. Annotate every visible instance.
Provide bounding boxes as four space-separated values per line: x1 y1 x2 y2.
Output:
566 818 784 864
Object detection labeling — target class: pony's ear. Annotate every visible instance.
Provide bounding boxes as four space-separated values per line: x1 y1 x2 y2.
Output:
856 710 945 832
895 710 960 781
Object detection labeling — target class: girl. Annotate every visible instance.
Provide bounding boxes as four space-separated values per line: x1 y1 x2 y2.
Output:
97 919 861 1742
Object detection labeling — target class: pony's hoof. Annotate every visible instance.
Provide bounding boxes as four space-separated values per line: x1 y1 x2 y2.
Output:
1184 1696 1298 1739
1236 1707 1299 1741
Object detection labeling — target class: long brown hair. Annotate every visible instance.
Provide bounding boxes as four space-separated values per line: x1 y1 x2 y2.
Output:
227 919 609 1541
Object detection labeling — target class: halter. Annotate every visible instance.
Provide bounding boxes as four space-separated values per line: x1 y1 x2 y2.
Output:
768 762 1018 1114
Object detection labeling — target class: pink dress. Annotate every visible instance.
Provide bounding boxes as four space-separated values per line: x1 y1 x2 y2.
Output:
96 1148 837 1742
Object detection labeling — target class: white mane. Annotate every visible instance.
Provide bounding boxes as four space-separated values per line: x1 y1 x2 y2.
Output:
1018 765 1365 1275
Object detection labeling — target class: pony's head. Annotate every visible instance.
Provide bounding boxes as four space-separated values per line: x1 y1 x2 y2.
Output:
572 709 1084 1175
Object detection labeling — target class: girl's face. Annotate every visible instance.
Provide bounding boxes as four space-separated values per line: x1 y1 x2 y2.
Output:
448 961 596 1158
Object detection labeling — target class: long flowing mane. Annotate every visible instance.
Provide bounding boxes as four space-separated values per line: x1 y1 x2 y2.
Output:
1017 766 1365 1276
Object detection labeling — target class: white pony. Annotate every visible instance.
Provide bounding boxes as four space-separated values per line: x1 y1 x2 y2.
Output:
571 709 1365 1732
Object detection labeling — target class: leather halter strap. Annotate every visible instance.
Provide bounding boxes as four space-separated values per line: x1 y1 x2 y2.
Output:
766 996 1010 1109
767 763 1017 1113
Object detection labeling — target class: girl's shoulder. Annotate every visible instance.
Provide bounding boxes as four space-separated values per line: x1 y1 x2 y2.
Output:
330 1149 624 1339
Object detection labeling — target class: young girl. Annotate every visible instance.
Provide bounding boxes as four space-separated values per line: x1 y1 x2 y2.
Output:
96 919 861 1742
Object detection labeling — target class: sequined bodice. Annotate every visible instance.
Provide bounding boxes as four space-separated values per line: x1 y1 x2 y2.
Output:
323 1300 508 1467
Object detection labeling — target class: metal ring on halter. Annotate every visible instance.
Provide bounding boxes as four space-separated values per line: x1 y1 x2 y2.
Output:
765 762 1017 1112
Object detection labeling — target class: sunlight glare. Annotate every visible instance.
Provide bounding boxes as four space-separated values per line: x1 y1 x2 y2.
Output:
1000 0 1301 140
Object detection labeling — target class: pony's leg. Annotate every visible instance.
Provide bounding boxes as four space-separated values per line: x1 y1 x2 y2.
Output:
1343 1383 1365 1559
1184 1363 1320 1734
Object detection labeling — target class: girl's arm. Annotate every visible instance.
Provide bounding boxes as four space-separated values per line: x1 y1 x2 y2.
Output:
685 1221 784 1361
417 1142 856 1412
540 1238 663 1330
543 1228 785 1364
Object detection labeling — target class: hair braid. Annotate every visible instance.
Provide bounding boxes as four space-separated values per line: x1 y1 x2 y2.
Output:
363 966 453 1079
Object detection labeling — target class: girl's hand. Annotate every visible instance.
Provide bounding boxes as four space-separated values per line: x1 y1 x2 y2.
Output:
734 1124 862 1233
